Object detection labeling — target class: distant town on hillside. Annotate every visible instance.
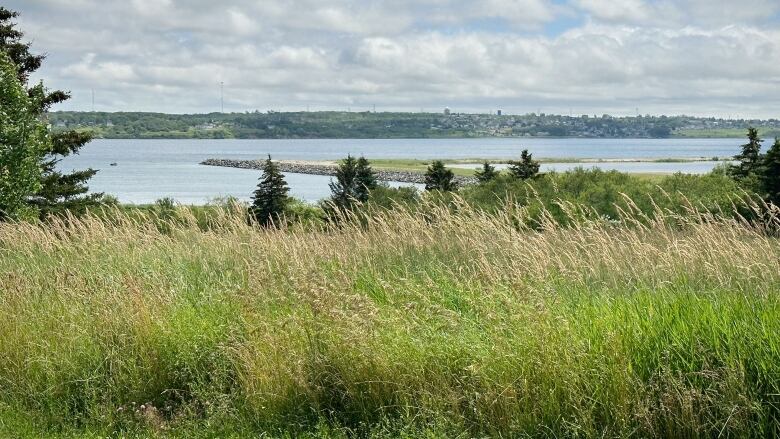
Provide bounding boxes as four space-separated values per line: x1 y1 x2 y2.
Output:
47 110 780 140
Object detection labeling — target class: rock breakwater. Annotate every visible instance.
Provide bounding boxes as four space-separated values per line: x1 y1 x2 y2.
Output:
201 159 477 186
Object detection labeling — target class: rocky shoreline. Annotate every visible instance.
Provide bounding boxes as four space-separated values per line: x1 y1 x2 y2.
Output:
201 159 478 185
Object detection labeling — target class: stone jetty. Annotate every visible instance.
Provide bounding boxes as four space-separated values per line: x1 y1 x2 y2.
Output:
201 159 478 186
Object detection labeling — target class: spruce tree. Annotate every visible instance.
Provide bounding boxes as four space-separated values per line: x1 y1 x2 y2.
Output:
0 7 103 218
475 162 498 183
507 150 540 180
424 160 458 192
0 8 42 84
0 52 48 220
329 155 359 210
354 156 378 203
250 156 290 226
729 127 763 180
763 138 780 206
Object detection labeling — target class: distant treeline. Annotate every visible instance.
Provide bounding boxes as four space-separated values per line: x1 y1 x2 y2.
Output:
46 111 780 140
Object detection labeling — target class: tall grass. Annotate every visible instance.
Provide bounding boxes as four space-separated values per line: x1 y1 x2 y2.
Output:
0 198 779 437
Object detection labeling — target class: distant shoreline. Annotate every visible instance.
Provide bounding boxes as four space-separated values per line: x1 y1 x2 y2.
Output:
48 110 780 140
85 134 751 140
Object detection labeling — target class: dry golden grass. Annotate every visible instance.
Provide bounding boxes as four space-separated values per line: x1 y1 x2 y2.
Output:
0 198 779 437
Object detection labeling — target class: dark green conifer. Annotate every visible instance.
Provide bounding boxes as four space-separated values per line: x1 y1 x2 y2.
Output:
425 160 458 192
762 138 780 206
475 162 498 183
0 7 103 218
354 156 378 203
250 156 290 226
329 155 359 210
507 150 540 180
729 128 763 180
0 52 48 221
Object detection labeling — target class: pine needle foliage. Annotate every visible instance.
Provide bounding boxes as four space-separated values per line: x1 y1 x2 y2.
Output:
424 160 458 191
250 155 290 226
475 161 499 183
328 155 362 212
354 156 378 203
0 7 104 218
507 149 540 180
763 138 780 206
730 127 763 181
0 52 48 220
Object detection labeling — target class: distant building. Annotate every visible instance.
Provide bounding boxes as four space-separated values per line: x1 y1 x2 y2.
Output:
444 107 451 115
497 110 502 116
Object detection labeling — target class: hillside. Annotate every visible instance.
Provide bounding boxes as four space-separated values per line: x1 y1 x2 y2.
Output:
46 111 780 139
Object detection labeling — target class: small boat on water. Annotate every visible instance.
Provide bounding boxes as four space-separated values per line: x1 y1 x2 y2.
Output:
110 162 118 166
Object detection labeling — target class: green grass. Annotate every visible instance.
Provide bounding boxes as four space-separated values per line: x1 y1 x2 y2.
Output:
370 158 728 166
369 159 477 177
367 158 716 179
1 199 779 437
675 128 780 139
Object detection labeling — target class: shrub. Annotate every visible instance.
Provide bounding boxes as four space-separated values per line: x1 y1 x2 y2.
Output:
507 149 540 180
460 168 749 226
424 160 458 192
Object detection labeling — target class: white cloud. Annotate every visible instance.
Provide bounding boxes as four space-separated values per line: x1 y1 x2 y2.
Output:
61 53 138 84
227 8 258 36
575 0 780 27
5 0 780 117
575 0 658 23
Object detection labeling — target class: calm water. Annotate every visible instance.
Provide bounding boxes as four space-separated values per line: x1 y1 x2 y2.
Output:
58 138 744 204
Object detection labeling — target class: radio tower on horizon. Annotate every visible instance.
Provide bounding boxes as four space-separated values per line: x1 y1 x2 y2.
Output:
220 82 224 113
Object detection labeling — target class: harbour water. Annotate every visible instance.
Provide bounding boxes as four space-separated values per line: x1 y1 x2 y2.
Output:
58 138 744 204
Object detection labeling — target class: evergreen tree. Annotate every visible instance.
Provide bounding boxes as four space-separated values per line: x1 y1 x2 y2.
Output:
425 160 458 192
0 8 42 84
507 150 540 180
729 127 763 180
354 156 378 203
763 138 780 206
329 155 360 210
0 52 48 220
0 7 103 218
475 162 498 183
250 156 289 226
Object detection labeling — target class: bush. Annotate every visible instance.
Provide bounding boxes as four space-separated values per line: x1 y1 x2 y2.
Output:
366 185 420 210
284 199 325 226
460 168 749 226
424 161 458 192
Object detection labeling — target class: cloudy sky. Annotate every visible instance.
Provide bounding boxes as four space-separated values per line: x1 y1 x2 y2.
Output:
6 0 780 117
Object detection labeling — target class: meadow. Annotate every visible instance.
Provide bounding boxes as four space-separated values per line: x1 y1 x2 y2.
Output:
1 192 779 438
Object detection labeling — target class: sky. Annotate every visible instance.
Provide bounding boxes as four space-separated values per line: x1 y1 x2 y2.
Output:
6 0 780 118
